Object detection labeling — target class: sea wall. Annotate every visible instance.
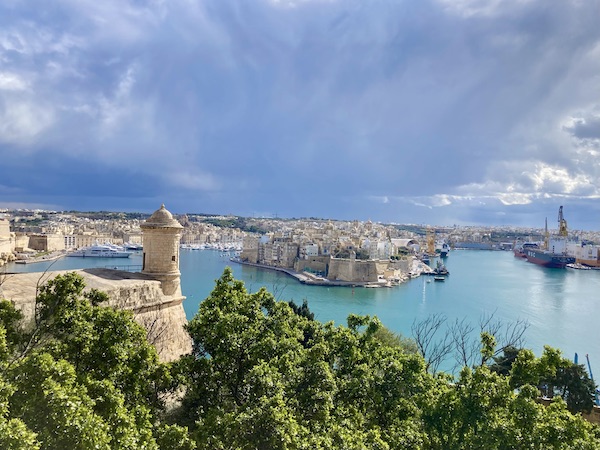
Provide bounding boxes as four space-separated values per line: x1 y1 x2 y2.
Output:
0 268 192 362
327 258 379 283
294 256 329 274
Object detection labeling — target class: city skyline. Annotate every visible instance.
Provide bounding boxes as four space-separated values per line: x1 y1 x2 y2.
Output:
1 0 600 229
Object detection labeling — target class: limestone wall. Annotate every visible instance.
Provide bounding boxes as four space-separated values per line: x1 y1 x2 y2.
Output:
0 238 12 260
0 219 9 238
327 258 378 283
240 247 259 264
294 256 329 274
0 268 192 362
14 233 29 251
28 234 65 252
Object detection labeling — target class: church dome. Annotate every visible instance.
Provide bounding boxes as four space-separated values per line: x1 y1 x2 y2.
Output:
142 204 183 229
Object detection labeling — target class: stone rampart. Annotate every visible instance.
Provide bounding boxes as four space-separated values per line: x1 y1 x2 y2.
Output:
28 234 65 252
0 268 191 362
327 258 378 283
294 256 329 274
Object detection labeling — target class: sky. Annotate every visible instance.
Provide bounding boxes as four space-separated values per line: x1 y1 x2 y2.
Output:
1 0 600 229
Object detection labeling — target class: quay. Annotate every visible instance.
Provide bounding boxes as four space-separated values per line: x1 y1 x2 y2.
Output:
230 257 432 288
231 258 372 287
13 251 66 265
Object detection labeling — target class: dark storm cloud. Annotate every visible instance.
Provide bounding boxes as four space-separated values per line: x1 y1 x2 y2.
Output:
1 0 600 227
564 115 600 140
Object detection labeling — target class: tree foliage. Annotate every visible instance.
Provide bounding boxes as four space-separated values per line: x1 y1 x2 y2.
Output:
176 268 600 449
0 273 187 450
510 346 598 414
1 269 599 449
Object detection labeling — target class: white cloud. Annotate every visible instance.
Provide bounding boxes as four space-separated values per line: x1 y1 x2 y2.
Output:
0 101 54 145
0 72 28 91
525 163 596 195
165 170 222 192
437 0 537 18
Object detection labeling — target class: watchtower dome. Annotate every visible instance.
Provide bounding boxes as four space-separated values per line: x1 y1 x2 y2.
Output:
140 204 184 296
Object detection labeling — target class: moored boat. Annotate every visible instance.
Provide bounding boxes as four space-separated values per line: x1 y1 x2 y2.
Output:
434 260 449 275
67 243 131 258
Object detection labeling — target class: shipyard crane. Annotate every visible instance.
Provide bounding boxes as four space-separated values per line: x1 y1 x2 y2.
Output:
558 206 568 237
426 227 436 255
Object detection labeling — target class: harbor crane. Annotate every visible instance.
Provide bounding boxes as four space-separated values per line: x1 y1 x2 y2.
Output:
558 206 568 237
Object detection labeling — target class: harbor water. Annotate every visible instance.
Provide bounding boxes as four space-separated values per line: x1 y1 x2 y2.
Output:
5 249 599 372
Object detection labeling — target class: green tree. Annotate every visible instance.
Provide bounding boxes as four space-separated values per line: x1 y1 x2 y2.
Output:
489 344 520 376
178 268 432 449
510 346 597 414
0 272 188 449
0 326 40 450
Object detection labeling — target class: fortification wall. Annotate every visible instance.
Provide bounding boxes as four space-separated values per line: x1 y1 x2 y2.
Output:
0 238 12 260
294 256 329 274
0 219 9 238
327 258 378 282
28 234 65 252
0 268 192 362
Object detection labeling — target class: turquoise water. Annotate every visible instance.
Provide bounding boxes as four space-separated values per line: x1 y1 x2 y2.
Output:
6 249 599 371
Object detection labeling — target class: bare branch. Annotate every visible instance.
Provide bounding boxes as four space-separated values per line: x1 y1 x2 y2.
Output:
411 314 452 374
449 317 478 371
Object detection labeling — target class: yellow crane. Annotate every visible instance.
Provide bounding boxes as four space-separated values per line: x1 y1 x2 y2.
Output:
558 205 568 237
426 227 435 255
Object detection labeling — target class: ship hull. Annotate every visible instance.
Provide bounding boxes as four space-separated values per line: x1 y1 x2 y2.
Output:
513 249 527 259
524 249 575 268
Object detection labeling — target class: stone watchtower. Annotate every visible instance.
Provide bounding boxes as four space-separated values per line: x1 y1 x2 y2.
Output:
141 204 184 297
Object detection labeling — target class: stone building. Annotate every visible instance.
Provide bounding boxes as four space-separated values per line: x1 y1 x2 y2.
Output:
0 204 191 362
27 233 65 252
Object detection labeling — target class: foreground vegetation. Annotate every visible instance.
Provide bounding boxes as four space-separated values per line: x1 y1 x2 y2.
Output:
1 269 599 449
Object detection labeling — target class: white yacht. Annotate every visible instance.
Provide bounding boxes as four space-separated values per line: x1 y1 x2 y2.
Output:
67 243 131 258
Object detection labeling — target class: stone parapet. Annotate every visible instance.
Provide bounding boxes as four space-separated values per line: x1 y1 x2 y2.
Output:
0 268 192 363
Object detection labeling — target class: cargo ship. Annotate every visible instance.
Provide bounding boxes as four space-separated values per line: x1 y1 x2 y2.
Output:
520 206 575 269
523 246 575 268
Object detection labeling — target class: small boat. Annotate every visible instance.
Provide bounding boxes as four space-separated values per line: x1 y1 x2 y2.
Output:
433 276 446 282
434 260 449 275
